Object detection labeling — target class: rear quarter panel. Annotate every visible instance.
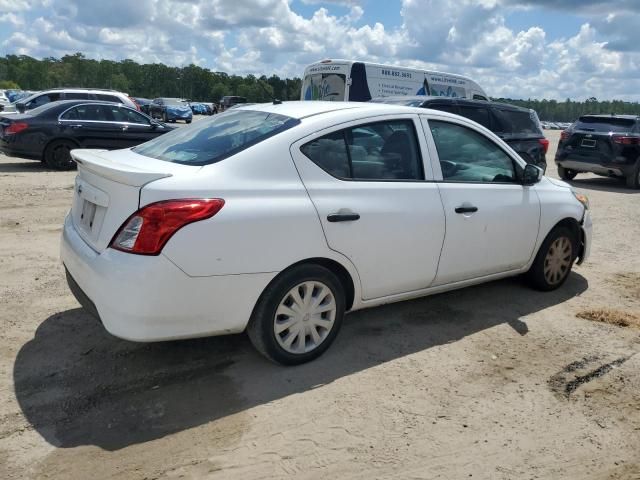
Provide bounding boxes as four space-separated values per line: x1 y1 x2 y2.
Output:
144 133 356 280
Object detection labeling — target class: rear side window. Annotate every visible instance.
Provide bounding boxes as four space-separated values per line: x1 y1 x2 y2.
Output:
575 117 636 133
458 106 491 129
61 105 111 121
300 120 424 181
95 94 121 103
133 110 300 165
64 92 89 100
492 108 541 135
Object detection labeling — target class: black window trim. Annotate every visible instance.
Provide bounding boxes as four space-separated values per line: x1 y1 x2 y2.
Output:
300 118 427 183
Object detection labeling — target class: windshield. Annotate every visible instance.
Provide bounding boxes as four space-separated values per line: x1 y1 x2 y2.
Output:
133 110 300 165
302 73 346 101
576 116 636 133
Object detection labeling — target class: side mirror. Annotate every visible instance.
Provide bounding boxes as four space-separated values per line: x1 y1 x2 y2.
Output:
16 101 26 113
523 163 543 186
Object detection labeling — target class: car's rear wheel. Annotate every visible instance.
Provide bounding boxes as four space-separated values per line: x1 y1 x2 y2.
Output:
557 165 577 181
247 264 345 365
527 226 577 291
625 160 640 189
43 140 77 170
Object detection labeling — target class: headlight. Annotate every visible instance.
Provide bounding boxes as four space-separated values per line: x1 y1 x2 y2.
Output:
572 190 589 210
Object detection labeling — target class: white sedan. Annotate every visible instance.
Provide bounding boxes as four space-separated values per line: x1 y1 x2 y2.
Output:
61 101 592 365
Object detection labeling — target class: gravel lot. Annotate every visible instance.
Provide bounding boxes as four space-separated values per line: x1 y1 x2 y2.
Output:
1 128 639 480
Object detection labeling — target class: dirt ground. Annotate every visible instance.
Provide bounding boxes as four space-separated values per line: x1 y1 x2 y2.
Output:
1 129 639 480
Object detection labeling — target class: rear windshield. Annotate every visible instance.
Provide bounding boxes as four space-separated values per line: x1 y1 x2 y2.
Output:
493 108 542 135
133 110 300 165
576 117 636 133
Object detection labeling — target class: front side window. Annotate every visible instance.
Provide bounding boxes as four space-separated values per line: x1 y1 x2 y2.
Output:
300 120 424 181
95 94 120 103
133 110 299 165
104 105 149 124
64 92 89 100
429 120 516 183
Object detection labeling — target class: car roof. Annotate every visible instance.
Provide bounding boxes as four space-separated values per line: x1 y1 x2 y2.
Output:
579 114 639 120
231 100 453 120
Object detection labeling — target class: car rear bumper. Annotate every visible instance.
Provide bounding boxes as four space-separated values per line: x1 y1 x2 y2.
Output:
61 213 276 342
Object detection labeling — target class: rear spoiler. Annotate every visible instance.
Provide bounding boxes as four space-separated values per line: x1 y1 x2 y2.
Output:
71 149 173 187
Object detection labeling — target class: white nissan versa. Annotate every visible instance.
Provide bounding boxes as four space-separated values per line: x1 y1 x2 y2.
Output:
61 101 592 365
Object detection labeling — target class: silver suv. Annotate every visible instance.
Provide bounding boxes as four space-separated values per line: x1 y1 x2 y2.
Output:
1 88 138 113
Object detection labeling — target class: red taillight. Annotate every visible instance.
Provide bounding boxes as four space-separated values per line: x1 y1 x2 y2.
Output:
612 135 639 146
538 137 549 154
560 130 570 141
5 122 29 135
110 199 225 255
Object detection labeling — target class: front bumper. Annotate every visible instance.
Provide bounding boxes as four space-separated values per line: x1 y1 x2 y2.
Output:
61 213 276 342
578 210 592 265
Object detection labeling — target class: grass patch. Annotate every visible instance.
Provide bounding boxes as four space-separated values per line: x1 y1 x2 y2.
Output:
576 308 640 328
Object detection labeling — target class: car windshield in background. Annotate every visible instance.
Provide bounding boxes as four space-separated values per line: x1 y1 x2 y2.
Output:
133 110 300 165
163 98 184 106
576 117 636 132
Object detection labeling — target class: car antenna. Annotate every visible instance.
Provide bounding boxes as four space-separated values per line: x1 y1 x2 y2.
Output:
258 80 282 105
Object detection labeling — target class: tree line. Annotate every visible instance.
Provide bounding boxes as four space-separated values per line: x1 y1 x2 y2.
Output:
1 53 639 120
0 53 302 103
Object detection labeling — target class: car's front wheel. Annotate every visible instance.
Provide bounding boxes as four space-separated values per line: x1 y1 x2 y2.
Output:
247 264 345 365
557 165 577 181
527 226 577 291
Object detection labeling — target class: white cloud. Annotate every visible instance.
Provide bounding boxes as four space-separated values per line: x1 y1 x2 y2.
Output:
1 0 639 100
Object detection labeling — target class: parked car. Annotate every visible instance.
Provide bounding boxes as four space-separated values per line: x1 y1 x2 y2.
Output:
133 97 152 115
61 101 591 365
189 102 209 115
372 96 549 171
0 91 9 106
0 88 139 114
0 100 174 170
148 98 193 123
555 114 640 188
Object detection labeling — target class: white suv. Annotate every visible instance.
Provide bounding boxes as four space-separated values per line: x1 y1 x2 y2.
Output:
2 88 138 113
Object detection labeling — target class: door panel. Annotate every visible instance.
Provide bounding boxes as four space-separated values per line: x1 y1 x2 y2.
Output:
421 116 540 285
291 116 446 300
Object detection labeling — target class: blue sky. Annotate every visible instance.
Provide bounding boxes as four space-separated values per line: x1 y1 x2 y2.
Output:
1 0 639 101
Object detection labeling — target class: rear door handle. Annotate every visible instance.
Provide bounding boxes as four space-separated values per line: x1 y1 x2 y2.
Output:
455 206 478 214
69 124 83 129
327 212 360 222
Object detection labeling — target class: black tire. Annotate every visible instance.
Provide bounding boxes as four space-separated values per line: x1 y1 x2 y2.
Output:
527 226 577 291
625 160 640 189
247 264 346 365
162 112 168 123
43 140 77 170
557 165 577 181
186 120 192 124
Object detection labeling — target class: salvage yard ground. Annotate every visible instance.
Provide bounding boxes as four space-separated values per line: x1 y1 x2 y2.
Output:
1 129 639 479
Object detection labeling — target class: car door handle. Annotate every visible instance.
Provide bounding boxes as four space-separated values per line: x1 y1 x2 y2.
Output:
327 212 360 222
69 124 83 129
455 206 478 214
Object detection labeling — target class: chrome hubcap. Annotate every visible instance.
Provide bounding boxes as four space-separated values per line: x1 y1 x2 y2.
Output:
544 236 572 285
274 281 336 355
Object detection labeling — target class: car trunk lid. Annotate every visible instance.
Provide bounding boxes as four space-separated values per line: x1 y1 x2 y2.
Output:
70 148 198 252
